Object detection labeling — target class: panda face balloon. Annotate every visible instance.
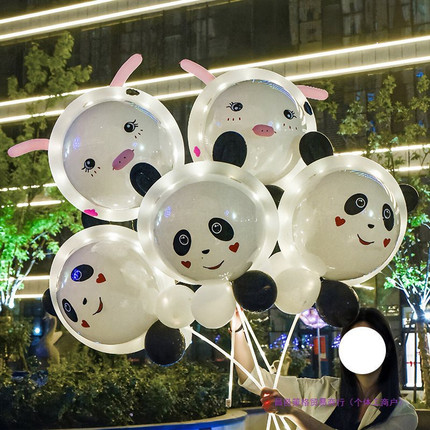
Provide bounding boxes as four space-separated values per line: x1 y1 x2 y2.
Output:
187 68 317 184
50 225 161 353
278 155 408 285
49 87 184 221
138 162 279 284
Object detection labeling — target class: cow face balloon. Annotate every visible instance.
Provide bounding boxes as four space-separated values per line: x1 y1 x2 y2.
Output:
279 155 413 285
50 225 162 353
8 55 184 221
182 62 324 184
138 161 279 284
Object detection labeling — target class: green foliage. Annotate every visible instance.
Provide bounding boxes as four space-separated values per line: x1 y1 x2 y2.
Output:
0 32 91 311
0 349 229 429
0 316 32 369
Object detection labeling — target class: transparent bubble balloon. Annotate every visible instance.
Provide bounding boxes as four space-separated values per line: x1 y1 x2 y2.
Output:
278 155 408 285
138 161 279 285
50 225 162 354
187 69 317 184
49 87 184 221
339 327 386 374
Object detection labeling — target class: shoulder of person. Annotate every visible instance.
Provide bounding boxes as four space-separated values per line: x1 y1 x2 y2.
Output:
297 375 340 394
393 397 418 417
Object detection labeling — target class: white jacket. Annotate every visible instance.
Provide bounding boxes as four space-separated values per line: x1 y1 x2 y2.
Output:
240 366 418 430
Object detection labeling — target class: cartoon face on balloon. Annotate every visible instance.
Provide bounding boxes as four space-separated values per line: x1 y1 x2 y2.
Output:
49 87 184 221
8 55 184 221
279 154 415 285
50 226 161 353
138 162 279 284
185 67 320 184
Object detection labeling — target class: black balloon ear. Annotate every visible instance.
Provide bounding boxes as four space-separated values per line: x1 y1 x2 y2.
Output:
299 131 334 165
400 184 419 213
213 131 247 167
232 270 277 312
81 212 109 229
42 289 57 317
315 279 359 327
145 320 185 366
130 162 161 197
266 185 284 208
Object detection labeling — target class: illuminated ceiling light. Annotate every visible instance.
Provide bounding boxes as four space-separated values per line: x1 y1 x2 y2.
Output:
286 56 430 81
14 294 44 299
338 143 430 157
1 34 429 109
353 285 375 290
0 0 114 25
16 199 63 207
0 0 207 42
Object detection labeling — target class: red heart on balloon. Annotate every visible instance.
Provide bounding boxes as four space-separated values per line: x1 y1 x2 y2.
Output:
383 238 391 248
96 273 106 283
229 242 239 253
335 216 346 227
181 261 191 268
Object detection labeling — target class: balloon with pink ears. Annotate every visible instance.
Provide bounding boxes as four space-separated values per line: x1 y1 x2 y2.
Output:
180 59 328 185
8 54 184 222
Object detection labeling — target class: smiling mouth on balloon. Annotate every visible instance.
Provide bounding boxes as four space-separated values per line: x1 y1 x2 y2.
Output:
203 260 224 270
92 297 104 315
357 234 374 246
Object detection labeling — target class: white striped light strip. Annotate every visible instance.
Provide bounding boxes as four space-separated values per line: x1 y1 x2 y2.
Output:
337 143 430 156
0 54 428 125
0 0 114 25
3 275 50 281
16 199 64 208
354 285 375 290
0 0 209 42
1 34 430 110
14 294 44 299
0 48 427 124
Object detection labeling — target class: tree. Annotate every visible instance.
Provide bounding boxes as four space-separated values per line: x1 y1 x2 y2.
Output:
336 72 430 406
0 33 92 313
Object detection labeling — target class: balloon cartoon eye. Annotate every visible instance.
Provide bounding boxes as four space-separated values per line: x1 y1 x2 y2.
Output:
208 218 234 241
71 264 94 282
344 194 368 215
124 119 138 133
82 158 96 173
283 109 297 120
227 102 243 112
173 229 192 256
382 204 394 231
62 299 78 322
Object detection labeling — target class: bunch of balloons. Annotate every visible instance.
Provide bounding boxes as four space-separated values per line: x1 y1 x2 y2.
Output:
9 54 418 367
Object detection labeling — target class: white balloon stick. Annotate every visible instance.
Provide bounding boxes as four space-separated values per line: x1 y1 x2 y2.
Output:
273 313 300 390
238 306 273 373
184 327 262 390
226 323 236 408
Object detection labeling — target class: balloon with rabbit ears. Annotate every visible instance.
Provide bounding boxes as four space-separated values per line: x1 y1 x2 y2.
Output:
49 224 169 354
278 132 419 286
181 59 328 185
8 54 184 222
137 161 279 311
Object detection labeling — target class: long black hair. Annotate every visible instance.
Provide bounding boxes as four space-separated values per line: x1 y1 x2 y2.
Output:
339 307 400 428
